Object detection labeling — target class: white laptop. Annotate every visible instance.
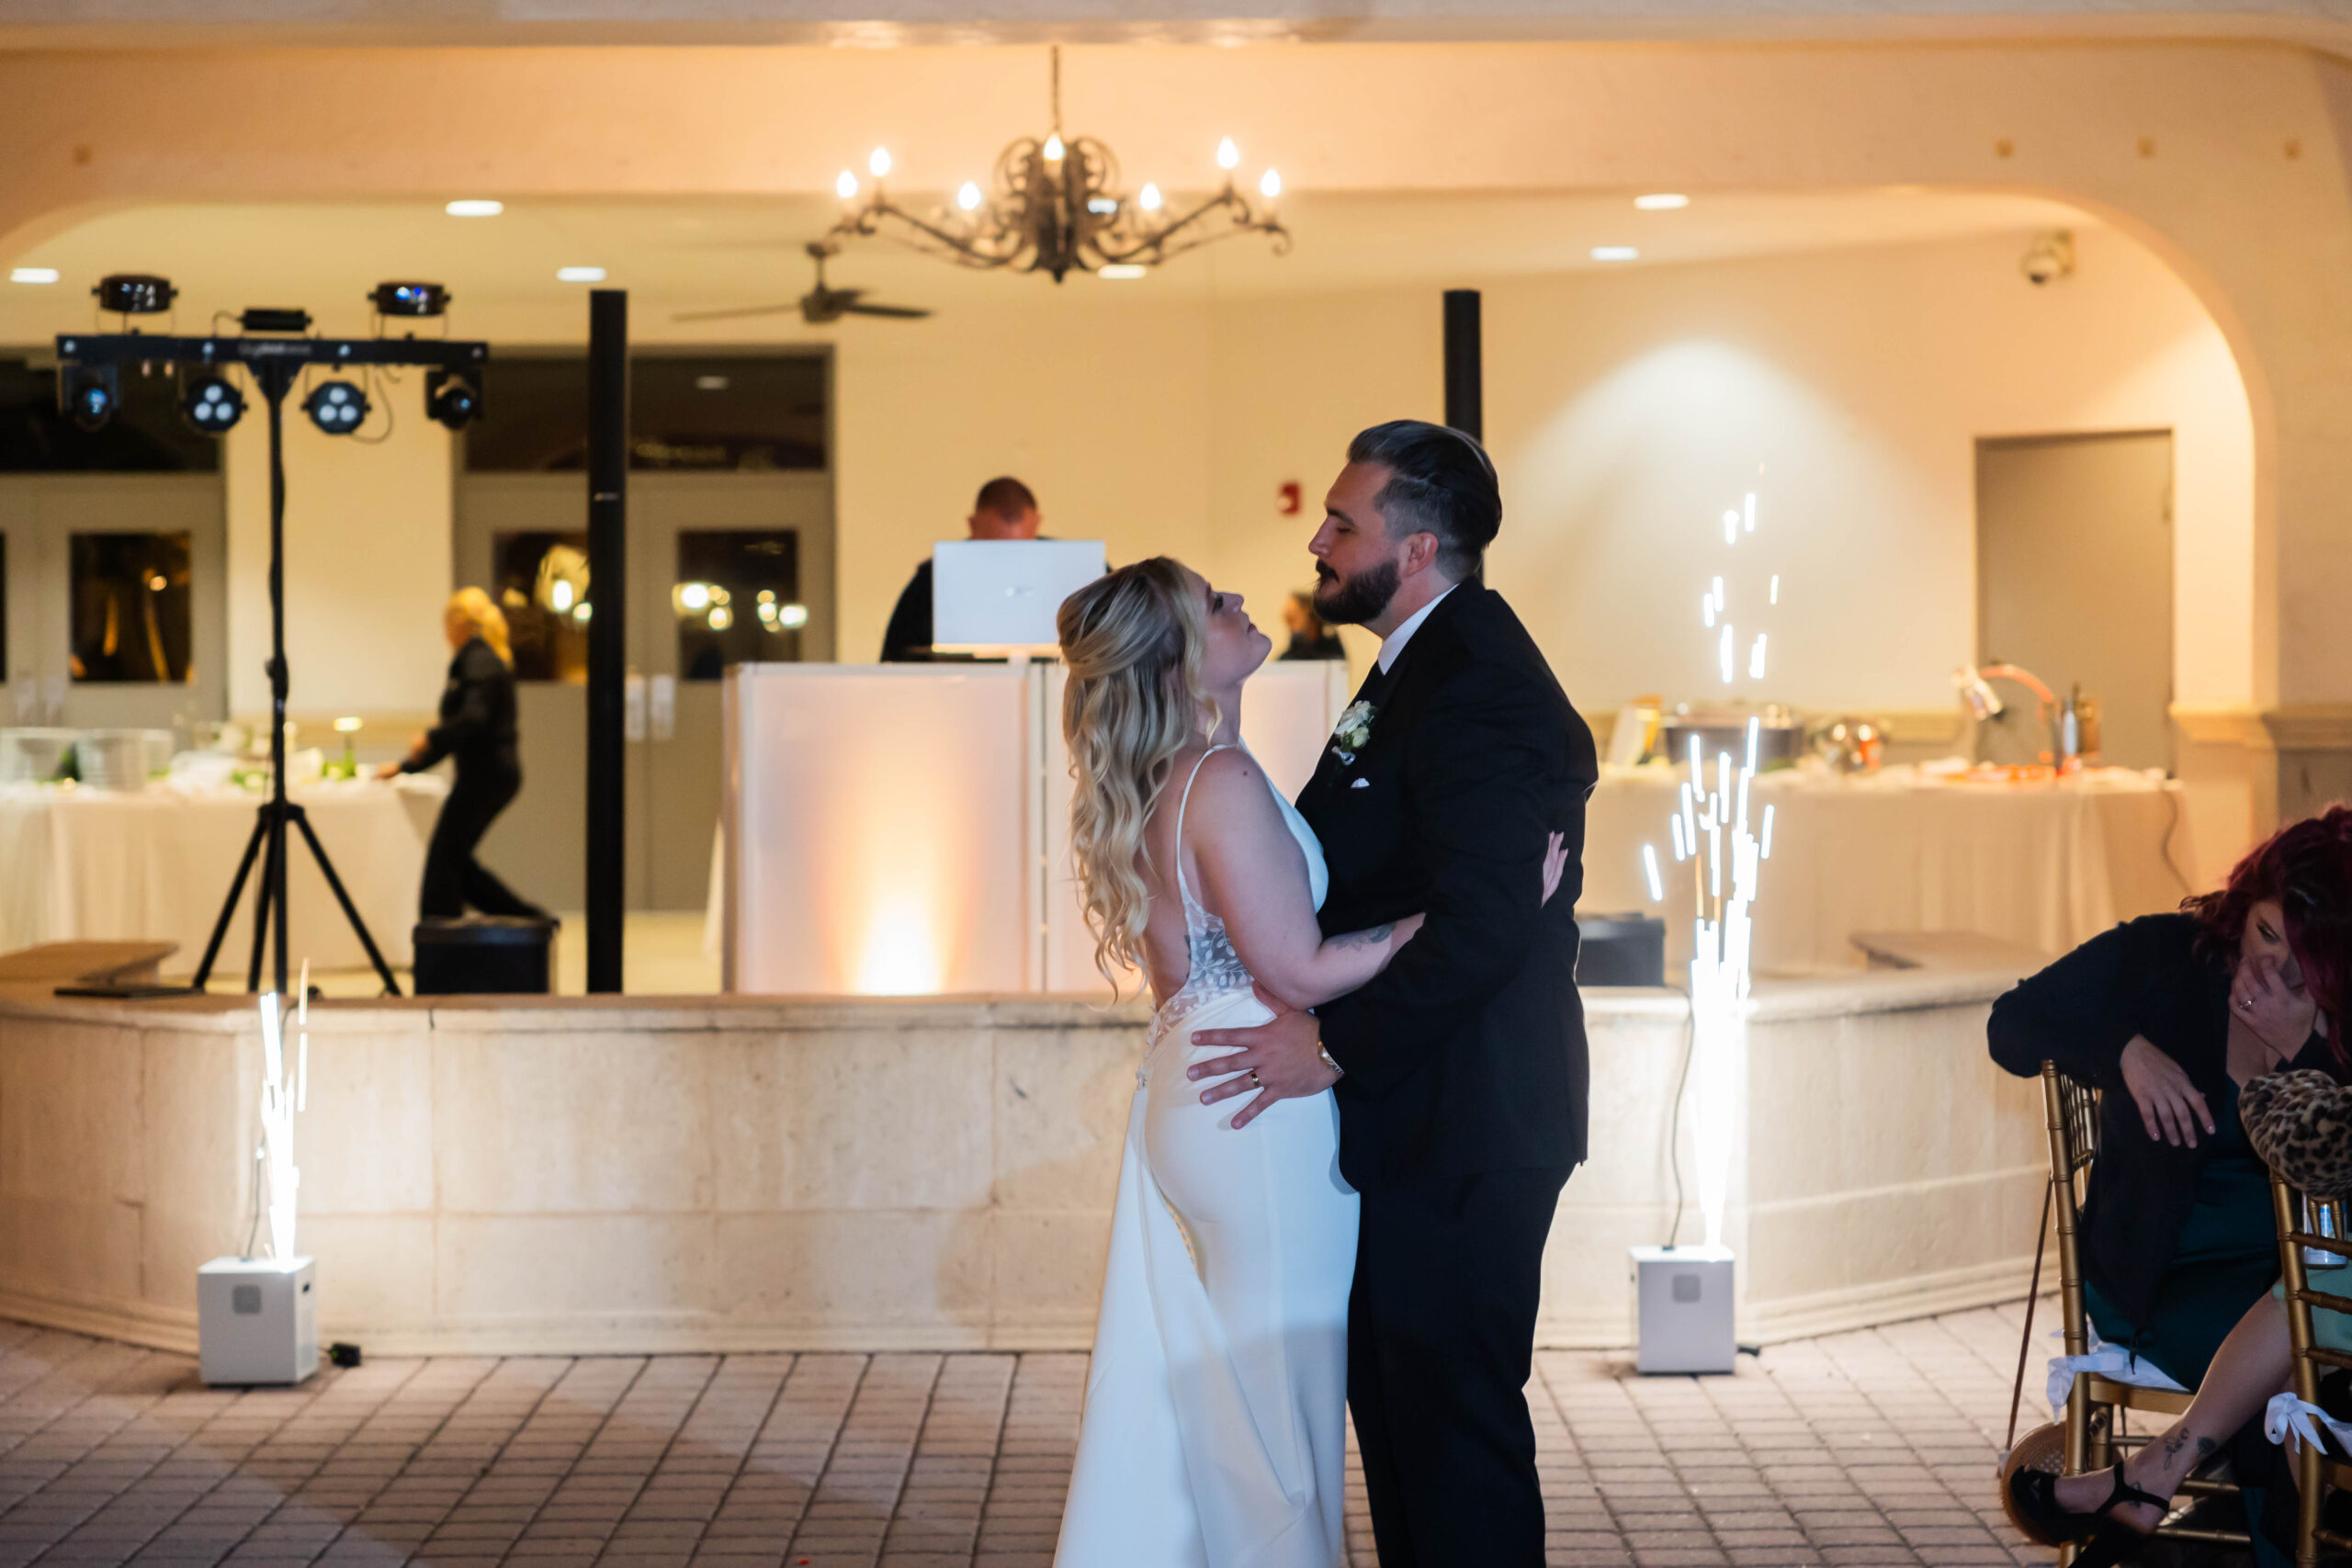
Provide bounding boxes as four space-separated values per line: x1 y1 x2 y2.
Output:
931 539 1108 654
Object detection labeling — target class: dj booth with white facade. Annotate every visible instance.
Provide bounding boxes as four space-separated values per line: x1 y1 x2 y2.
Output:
719 658 1351 997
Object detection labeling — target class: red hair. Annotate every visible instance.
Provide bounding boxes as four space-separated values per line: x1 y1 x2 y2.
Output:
2186 805 2352 1056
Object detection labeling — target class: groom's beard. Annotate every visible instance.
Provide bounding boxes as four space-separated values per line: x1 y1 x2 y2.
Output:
1313 558 1402 627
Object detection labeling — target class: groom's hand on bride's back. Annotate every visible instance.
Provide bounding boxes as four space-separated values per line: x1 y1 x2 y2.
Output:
1193 829 1565 1131
1189 984 1335 1130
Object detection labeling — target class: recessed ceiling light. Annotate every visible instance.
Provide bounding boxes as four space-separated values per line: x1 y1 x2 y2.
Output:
1633 193 1690 211
1591 246 1640 263
445 198 503 218
9 266 59 285
557 265 606 283
1099 265 1148 280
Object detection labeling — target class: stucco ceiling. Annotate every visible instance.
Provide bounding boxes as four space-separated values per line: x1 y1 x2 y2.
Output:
4 0 2352 51
0 187 2092 345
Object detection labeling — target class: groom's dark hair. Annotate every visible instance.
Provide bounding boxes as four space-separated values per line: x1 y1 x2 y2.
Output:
1347 419 1500 581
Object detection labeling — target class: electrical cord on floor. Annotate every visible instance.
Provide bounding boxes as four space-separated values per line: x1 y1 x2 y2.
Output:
1664 997 1695 1249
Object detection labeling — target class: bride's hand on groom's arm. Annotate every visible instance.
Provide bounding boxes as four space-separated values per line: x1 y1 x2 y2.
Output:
1188 984 1337 1130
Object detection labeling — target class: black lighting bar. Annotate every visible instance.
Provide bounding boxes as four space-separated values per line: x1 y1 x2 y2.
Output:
56 332 486 373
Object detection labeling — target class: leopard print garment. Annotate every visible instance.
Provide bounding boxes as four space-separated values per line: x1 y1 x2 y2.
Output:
2244 1069 2352 1199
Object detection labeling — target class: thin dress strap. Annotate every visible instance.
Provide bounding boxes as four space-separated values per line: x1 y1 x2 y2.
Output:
1170 744 1238 932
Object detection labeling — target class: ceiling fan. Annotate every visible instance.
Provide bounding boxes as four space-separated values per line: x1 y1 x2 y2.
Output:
673 241 933 325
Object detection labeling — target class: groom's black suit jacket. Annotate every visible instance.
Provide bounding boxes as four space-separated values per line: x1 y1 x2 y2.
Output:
1300 584 1599 1190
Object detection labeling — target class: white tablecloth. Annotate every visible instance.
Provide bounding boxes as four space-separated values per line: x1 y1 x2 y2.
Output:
0 778 444 976
1579 763 2197 976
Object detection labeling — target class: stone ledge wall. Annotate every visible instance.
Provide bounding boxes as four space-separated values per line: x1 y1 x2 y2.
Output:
0 976 2037 1355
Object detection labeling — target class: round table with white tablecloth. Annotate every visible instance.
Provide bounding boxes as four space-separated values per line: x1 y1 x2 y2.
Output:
0 776 446 976
1577 762 2197 976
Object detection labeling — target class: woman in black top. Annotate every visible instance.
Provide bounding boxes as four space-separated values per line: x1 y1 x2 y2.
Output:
1991 807 2352 1385
1996 807 2352 1565
379 588 548 921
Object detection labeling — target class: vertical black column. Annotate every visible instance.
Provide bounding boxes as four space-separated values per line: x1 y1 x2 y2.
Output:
1442 288 1483 441
585 291 629 994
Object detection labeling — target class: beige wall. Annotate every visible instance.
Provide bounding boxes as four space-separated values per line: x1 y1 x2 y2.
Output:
220 383 458 717
1206 225 2252 718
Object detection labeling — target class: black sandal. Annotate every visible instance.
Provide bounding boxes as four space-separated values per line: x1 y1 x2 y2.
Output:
2006 1463 2169 1552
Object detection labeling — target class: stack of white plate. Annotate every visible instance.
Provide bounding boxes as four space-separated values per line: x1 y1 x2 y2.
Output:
74 729 153 792
0 728 74 784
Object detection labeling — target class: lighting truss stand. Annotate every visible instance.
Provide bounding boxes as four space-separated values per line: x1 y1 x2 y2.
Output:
55 331 490 998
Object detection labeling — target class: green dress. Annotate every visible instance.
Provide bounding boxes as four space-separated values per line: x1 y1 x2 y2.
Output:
2086 1078 2281 1388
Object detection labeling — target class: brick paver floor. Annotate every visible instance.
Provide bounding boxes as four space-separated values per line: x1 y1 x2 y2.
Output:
0 1302 2072 1567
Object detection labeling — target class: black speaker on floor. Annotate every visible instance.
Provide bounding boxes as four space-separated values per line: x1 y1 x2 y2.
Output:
412 917 557 996
1575 913 1668 987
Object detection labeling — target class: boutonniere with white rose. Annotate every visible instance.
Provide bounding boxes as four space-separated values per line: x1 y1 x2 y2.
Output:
1329 700 1377 766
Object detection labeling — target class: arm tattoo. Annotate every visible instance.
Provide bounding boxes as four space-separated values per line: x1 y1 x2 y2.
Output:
1332 922 1396 951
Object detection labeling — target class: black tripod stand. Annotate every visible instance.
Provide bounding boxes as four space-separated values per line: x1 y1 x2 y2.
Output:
187 358 401 998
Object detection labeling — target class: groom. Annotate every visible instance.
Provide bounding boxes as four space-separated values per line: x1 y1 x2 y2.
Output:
1193 420 1598 1565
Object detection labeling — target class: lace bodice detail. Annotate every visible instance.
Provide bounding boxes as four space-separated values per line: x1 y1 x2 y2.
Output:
1143 745 1328 1066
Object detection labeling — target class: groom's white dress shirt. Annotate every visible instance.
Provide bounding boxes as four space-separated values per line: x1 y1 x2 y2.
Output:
1375 584 1458 675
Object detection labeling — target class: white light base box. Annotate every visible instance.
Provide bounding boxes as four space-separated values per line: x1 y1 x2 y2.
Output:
198 1256 318 1386
1630 1245 1736 1375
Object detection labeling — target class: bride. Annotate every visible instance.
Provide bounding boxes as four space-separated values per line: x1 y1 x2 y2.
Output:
1050 558 1565 1568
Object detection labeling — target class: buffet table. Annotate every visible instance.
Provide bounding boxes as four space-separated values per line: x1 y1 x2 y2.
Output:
0 778 443 975
1580 762 2197 975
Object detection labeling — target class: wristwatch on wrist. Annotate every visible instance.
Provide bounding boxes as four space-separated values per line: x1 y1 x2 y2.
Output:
1317 1042 1345 1080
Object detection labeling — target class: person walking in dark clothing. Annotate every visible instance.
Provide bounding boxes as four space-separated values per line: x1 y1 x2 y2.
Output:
879 476 1042 661
1277 589 1347 660
380 587 548 920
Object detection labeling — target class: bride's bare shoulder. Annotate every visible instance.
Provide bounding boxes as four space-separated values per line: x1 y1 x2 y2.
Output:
1176 748 1278 830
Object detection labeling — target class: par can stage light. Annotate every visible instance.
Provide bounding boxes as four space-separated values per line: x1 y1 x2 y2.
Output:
424 368 482 432
64 365 118 432
303 379 370 434
94 274 177 315
370 281 450 319
182 374 245 434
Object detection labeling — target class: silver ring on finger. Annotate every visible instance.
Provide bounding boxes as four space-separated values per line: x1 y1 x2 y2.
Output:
1249 1068 1262 1088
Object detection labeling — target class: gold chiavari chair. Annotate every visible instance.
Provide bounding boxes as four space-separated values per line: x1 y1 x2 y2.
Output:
2267 1168 2352 1567
2041 1063 2250 1557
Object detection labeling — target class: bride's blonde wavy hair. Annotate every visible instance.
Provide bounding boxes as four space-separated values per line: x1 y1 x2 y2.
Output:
1057 558 1216 988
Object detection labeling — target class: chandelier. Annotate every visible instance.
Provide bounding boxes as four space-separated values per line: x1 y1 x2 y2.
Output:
828 47 1289 283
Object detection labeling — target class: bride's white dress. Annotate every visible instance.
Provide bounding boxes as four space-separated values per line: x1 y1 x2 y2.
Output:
1053 746 1359 1568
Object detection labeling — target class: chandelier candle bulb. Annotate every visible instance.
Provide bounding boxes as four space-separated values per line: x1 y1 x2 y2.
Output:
868 147 892 178
1138 182 1163 211
957 182 982 212
1045 134 1066 162
1217 137 1240 170
835 171 859 200
1643 843 1665 903
1260 169 1283 199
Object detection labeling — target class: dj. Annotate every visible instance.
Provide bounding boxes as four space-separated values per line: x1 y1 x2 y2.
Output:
878 476 1042 661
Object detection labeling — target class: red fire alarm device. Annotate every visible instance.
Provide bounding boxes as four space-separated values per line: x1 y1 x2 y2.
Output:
1277 481 1302 515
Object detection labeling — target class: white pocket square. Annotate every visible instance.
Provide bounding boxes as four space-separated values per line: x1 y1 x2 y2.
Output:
1350 778 1371 790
